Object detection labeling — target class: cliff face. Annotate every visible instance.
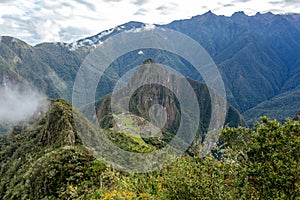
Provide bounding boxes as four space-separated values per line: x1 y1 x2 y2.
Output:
95 62 245 135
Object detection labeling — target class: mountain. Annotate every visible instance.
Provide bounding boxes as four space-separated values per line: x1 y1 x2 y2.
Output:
162 12 300 119
0 98 167 199
1 11 300 199
1 12 300 124
74 21 146 48
0 98 90 199
0 36 89 100
93 61 245 137
75 12 300 123
244 90 300 124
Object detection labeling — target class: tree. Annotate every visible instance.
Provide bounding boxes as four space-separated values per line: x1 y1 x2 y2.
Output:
221 117 300 199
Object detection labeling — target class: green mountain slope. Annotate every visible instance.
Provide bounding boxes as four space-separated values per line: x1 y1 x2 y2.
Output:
0 99 91 199
0 37 66 97
0 98 168 199
244 90 300 124
0 37 90 99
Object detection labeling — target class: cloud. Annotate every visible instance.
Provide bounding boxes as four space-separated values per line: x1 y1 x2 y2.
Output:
0 0 106 44
58 26 96 42
220 3 235 7
132 0 148 6
34 20 62 42
284 0 300 3
264 0 300 9
0 0 11 3
156 5 171 15
0 86 49 124
268 1 283 5
134 8 147 16
282 0 300 6
232 0 251 2
103 0 123 3
74 0 97 11
156 5 168 11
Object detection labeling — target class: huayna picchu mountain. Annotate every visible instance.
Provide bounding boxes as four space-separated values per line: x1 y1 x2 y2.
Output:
0 98 168 199
0 99 92 199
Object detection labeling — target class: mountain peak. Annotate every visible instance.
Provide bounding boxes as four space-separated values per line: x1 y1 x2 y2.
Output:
73 21 146 48
255 11 275 16
40 98 82 147
0 36 32 49
232 11 247 17
203 10 216 16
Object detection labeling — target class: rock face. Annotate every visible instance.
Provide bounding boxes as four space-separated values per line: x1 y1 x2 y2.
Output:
95 61 245 136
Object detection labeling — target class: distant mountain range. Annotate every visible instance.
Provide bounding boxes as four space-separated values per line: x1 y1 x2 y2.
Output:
1 11 300 124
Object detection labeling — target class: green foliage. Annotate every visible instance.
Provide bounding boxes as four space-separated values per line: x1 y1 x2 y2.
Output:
221 117 300 199
104 130 156 153
81 155 251 200
83 117 300 200
0 98 299 199
0 99 107 199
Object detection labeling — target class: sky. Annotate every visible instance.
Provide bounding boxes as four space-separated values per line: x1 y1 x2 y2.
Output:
0 0 299 45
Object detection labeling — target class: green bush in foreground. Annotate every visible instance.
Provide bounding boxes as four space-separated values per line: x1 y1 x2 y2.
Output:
80 117 299 200
221 117 300 199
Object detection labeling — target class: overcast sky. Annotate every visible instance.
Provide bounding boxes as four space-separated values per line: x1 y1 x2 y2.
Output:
0 0 299 45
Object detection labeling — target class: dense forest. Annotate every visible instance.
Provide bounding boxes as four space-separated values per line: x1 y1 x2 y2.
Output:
0 99 299 199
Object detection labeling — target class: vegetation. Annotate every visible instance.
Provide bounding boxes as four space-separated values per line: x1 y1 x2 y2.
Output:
79 117 300 200
0 98 299 199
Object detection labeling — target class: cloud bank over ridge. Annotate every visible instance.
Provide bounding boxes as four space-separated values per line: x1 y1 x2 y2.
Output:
0 0 299 45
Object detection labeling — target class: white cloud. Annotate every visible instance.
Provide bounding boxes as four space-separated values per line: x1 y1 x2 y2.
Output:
34 20 61 42
0 86 49 124
0 0 299 45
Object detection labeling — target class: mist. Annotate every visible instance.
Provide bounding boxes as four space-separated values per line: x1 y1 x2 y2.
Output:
0 86 49 124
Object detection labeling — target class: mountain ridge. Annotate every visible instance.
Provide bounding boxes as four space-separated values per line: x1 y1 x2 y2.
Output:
1 11 300 124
